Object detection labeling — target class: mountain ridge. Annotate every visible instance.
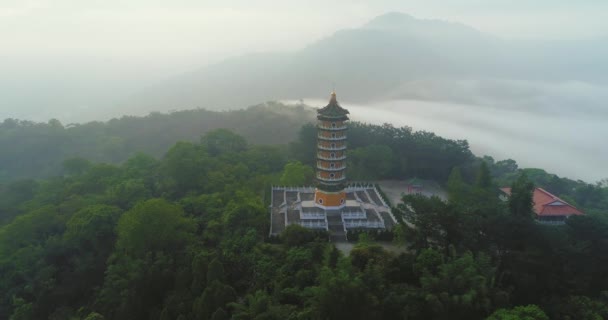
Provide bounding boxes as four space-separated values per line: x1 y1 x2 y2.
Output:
115 12 608 117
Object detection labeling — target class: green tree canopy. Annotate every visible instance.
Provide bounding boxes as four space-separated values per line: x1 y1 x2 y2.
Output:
115 199 195 256
447 166 467 204
201 128 248 156
348 144 395 179
279 161 314 186
486 305 548 320
508 173 535 219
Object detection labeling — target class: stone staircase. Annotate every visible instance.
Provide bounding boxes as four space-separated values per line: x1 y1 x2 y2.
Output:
379 211 396 229
327 212 347 242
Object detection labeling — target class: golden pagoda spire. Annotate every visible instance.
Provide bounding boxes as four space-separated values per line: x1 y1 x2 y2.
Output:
329 91 337 104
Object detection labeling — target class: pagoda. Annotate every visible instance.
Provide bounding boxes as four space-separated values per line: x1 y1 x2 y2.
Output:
269 91 397 241
314 91 349 209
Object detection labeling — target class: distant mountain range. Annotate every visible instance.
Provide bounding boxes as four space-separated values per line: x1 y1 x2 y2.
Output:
3 12 605 122
120 12 608 115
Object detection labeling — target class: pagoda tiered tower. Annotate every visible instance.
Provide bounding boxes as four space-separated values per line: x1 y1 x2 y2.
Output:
268 92 397 237
314 91 350 209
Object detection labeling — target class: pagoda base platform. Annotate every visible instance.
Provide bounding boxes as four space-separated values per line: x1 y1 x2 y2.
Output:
269 184 398 241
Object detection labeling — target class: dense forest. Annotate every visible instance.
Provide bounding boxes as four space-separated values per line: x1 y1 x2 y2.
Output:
1 104 608 319
0 102 315 182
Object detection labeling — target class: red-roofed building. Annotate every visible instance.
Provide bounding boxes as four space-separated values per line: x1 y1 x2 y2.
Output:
500 187 584 224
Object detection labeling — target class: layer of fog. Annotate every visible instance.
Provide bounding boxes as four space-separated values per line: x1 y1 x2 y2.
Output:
383 78 608 118
293 93 608 183
0 53 222 123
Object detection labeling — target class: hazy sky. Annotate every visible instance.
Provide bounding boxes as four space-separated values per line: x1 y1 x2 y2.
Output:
3 0 608 72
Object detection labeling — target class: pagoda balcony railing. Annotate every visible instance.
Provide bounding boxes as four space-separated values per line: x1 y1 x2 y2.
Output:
316 174 346 182
317 154 347 161
317 135 347 141
317 145 347 151
318 125 348 131
343 221 385 229
317 165 346 172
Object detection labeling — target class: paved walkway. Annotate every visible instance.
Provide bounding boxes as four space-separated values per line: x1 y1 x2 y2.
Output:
375 179 447 206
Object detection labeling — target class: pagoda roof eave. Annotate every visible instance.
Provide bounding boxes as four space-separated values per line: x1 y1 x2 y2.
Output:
317 104 350 118
317 114 349 121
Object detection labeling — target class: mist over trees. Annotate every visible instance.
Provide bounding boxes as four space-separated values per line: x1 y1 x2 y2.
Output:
0 102 314 182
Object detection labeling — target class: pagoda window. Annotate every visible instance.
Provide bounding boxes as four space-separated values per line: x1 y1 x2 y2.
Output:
331 143 336 148
331 133 336 138
331 122 336 128
330 163 335 168
340 199 345 204
330 173 335 178
330 152 335 158
318 198 323 204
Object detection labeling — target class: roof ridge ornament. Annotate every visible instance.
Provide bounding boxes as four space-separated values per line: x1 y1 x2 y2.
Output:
330 91 337 104
318 90 349 119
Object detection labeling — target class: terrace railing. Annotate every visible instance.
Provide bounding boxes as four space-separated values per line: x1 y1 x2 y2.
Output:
290 220 328 229
342 211 366 219
300 212 326 220
343 221 385 229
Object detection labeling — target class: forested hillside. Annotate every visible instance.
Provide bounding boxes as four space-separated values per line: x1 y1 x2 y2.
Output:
1 106 608 319
0 102 315 182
